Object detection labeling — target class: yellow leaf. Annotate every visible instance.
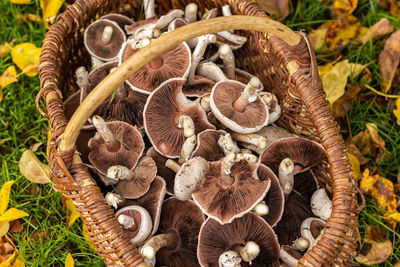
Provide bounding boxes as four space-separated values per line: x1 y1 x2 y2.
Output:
394 98 400 126
366 123 386 153
10 0 31 4
40 0 65 28
0 181 14 215
63 199 80 228
10 43 41 77
82 224 95 250
332 0 358 16
0 208 29 224
0 40 15 58
326 15 361 50
356 225 392 265
16 13 42 24
65 253 74 267
0 248 17 267
19 150 52 184
0 66 18 90
308 24 329 51
11 259 25 267
347 152 360 179
0 222 10 237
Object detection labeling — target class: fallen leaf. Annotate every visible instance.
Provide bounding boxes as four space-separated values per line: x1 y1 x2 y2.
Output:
64 253 74 267
356 225 392 265
10 43 41 77
346 140 370 165
40 0 65 28
365 123 386 154
16 14 42 24
332 0 358 16
332 84 362 117
62 198 80 228
352 123 387 161
0 222 10 238
82 224 95 250
0 181 14 215
0 40 15 58
347 152 360 180
9 0 31 3
378 30 400 92
309 24 330 51
253 0 290 19
30 231 49 242
379 0 400 16
0 209 29 224
326 15 361 50
394 97 400 125
361 18 394 44
8 220 22 234
0 66 18 90
19 150 52 184
29 143 42 153
394 263 400 267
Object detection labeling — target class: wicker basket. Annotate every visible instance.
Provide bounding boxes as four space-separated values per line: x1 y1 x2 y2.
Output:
36 0 362 266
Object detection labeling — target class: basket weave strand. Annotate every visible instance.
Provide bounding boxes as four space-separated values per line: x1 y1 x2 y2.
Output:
37 0 360 266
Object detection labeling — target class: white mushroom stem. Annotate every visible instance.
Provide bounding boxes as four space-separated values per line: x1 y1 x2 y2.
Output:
260 92 281 124
218 133 241 155
185 3 198 23
219 44 235 80
178 115 195 137
155 9 184 30
280 246 298 267
202 51 220 63
92 115 119 150
118 214 135 230
221 152 236 175
201 8 218 20
279 158 294 199
238 241 260 262
233 77 263 112
165 159 181 173
76 66 88 92
135 28 160 41
221 5 234 33
91 57 104 69
105 192 124 209
179 135 197 164
200 95 211 112
101 26 113 44
301 218 325 244
311 188 332 221
253 201 269 216
141 232 178 260
188 34 217 84
236 153 258 163
219 251 242 267
293 237 310 251
217 31 247 45
240 149 252 154
107 165 134 181
143 0 155 19
230 132 267 149
197 62 227 82
168 17 187 32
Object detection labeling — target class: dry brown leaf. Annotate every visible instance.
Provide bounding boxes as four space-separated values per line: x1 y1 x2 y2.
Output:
361 18 394 44
19 150 52 184
378 30 400 92
16 14 42 24
356 225 392 265
346 140 370 165
379 0 400 16
29 143 42 153
352 123 387 161
308 24 330 51
253 0 290 19
366 123 386 153
332 84 362 117
0 40 15 58
326 15 361 50
332 0 358 16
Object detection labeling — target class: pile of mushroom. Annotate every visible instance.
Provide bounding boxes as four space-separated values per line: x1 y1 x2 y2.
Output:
64 1 334 266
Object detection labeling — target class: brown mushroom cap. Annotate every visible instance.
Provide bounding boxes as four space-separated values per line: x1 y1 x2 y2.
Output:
207 112 228 130
127 176 166 236
183 76 215 97
156 198 205 267
198 213 280 267
115 156 157 199
125 17 158 35
119 40 191 94
146 147 176 195
257 164 284 227
100 13 134 31
191 129 227 161
274 171 318 245
192 159 271 224
210 80 268 133
260 137 326 174
84 19 126 61
115 205 152 244
143 78 215 158
88 121 144 175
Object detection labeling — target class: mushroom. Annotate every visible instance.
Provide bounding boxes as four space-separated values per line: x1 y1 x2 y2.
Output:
119 40 191 94
217 132 241 156
230 132 267 150
107 156 157 199
116 205 152 245
259 92 281 124
143 78 215 158
174 157 210 200
201 8 219 20
207 112 228 131
127 176 166 237
218 251 242 267
300 217 326 245
105 192 125 209
280 246 303 267
192 156 271 224
310 188 332 220
141 198 205 266
198 213 280 267
168 17 188 32
197 62 227 82
84 19 126 61
191 130 231 161
210 77 269 134
146 147 176 195
88 116 145 176
100 13 134 30
185 3 198 23
218 44 235 80
200 95 211 112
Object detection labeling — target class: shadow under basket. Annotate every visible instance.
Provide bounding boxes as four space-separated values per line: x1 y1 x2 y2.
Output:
36 0 362 266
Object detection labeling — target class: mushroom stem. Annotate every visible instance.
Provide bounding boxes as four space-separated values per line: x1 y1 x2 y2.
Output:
311 188 332 221
141 232 179 260
76 66 88 91
200 95 211 112
165 159 181 172
91 57 104 69
236 153 258 163
118 214 135 230
107 165 134 181
233 77 263 112
92 115 119 151
219 251 242 267
135 28 160 40
105 192 124 209
280 246 298 267
177 115 195 137
279 158 294 199
201 8 218 20
143 0 155 19
230 132 267 149
110 67 128 98
217 31 247 45
218 133 241 155
185 3 198 23
155 9 185 30
188 34 217 84
260 92 281 124
197 62 227 82
179 135 197 164
221 152 236 187
222 5 233 17
101 26 113 44
219 44 235 80
293 237 310 251
253 201 269 216
238 241 260 262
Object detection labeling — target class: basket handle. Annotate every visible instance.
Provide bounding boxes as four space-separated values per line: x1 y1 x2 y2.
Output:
57 15 300 151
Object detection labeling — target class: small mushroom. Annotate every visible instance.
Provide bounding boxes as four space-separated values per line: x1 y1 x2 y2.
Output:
105 192 125 209
192 156 271 224
125 17 160 40
191 130 230 161
280 246 303 267
143 78 215 158
292 237 310 251
218 251 242 267
218 44 235 80
146 147 176 195
141 198 205 266
197 62 227 82
259 92 281 124
198 213 280 267
310 188 332 220
84 19 126 61
100 13 134 30
108 156 157 199
210 77 269 133
300 217 326 245
174 157 210 200
230 132 267 150
217 132 241 156
185 3 198 23
88 116 145 176
116 205 152 245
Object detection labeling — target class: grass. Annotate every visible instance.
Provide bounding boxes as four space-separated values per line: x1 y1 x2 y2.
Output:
0 0 399 266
